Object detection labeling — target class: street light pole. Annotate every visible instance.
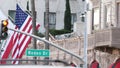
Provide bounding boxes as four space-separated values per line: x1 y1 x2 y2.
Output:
80 12 88 68
83 12 88 68
81 0 88 68
8 28 84 64
44 0 49 65
30 0 37 64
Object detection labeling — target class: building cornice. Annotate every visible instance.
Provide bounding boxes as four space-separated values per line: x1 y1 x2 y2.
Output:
90 0 100 8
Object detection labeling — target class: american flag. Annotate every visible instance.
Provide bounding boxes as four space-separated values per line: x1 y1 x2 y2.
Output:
1 4 40 64
12 4 40 64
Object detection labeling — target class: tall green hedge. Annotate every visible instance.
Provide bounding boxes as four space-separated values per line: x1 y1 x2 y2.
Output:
64 0 71 31
49 29 72 36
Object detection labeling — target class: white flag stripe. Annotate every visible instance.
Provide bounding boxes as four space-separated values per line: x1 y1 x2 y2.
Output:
19 24 40 58
19 36 31 56
12 33 19 54
12 18 31 56
14 61 19 64
12 25 32 58
12 20 32 58
1 20 15 59
18 22 32 44
12 48 19 60
12 39 18 55
18 25 32 53
19 37 31 57
1 34 12 57
12 33 18 51
12 51 19 64
12 40 19 57
19 30 32 55
19 16 31 31
12 18 32 57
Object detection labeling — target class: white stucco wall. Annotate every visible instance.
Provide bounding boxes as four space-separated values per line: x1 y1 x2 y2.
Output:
0 0 84 33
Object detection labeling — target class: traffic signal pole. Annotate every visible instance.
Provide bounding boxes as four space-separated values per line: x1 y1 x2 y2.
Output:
8 28 84 65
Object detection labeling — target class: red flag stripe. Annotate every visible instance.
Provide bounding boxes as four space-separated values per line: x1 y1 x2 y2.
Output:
12 33 20 57
1 26 18 64
18 22 32 45
1 36 14 64
13 25 32 57
13 24 40 64
18 25 32 53
19 24 40 58
19 37 32 58
12 30 32 64
12 17 32 58
19 17 32 36
18 23 40 52
12 52 19 64
19 24 40 56
12 25 31 57
12 28 19 52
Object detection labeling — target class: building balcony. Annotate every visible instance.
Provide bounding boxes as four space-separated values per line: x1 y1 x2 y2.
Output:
91 27 120 52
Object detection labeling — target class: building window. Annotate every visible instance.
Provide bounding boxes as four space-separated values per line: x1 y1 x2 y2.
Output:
82 0 85 1
117 3 120 27
71 13 77 30
8 10 16 22
44 12 56 29
106 5 111 25
49 13 56 29
93 8 99 30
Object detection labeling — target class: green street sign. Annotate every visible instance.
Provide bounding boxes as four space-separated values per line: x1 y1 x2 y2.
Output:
26 49 50 57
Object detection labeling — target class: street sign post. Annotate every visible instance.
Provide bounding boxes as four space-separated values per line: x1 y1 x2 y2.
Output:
26 49 50 57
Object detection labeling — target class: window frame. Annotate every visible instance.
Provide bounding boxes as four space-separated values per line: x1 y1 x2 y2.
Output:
44 12 56 29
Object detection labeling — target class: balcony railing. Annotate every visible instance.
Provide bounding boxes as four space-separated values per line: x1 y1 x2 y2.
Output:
33 27 120 65
36 27 120 53
94 28 111 47
94 27 120 49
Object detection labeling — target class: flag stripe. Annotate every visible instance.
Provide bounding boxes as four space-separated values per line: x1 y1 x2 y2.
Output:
19 17 32 33
1 36 13 58
1 35 14 64
18 18 32 44
1 26 17 60
13 24 40 64
12 53 19 64
19 24 40 58
18 25 32 53
12 47 19 59
12 17 32 57
12 25 32 64
12 27 19 54
12 33 19 57
19 37 32 58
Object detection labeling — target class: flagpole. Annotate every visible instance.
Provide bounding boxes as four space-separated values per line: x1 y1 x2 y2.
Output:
30 0 37 64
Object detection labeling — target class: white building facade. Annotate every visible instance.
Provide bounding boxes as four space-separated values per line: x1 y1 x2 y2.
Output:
0 0 86 33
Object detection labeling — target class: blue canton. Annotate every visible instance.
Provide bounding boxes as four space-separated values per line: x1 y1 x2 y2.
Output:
15 4 28 29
